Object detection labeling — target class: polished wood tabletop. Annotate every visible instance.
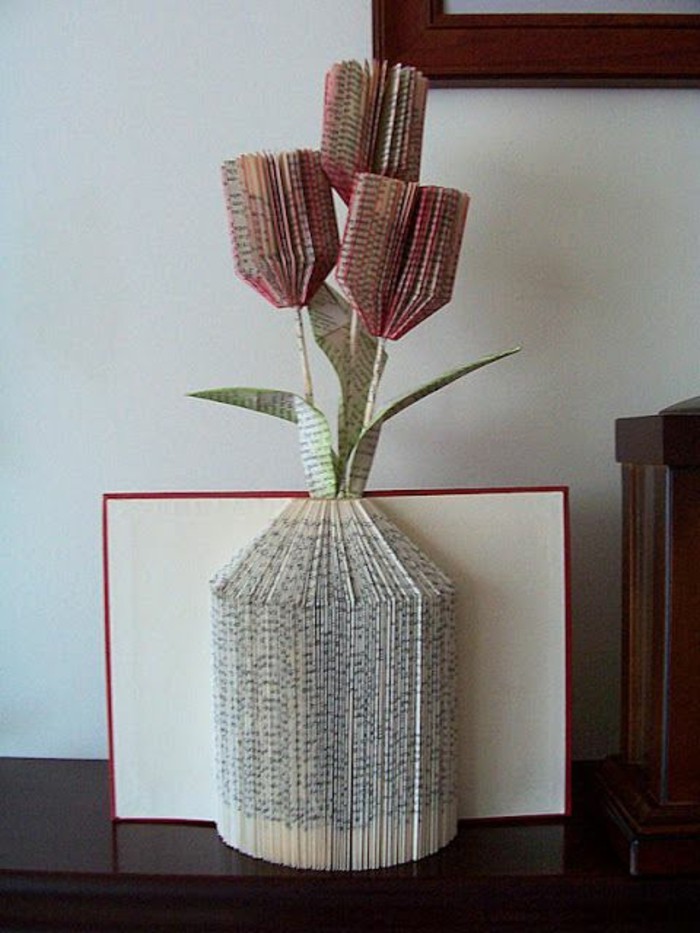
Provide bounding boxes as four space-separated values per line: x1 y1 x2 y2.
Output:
1 758 699 931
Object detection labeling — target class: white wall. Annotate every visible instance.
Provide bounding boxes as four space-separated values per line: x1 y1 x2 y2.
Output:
2 1 698 761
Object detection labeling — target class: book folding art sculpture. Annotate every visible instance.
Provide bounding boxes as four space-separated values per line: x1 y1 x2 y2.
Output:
191 60 521 870
211 498 456 870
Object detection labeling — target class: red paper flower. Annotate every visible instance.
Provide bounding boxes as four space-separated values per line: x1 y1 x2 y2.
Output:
221 149 339 308
336 173 470 340
321 60 428 204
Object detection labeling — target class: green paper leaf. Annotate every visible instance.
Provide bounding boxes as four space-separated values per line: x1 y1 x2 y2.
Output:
308 284 387 475
189 387 337 498
345 346 522 497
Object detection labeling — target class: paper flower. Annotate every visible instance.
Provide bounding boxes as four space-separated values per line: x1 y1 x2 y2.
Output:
336 173 470 340
221 149 339 309
193 62 519 498
321 60 428 203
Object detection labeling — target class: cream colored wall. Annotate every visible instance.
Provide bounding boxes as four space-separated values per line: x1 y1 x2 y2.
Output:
2 1 698 759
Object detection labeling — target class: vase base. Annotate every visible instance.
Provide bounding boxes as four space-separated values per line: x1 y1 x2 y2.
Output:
216 804 457 871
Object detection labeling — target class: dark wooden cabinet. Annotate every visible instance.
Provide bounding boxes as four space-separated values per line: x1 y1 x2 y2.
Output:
598 408 700 875
2 758 700 930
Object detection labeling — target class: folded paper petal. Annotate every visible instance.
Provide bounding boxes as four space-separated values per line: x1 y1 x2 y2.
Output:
222 149 339 308
321 61 428 204
336 173 470 340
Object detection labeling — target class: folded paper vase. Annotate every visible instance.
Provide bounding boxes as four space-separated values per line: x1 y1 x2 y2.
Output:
211 497 457 870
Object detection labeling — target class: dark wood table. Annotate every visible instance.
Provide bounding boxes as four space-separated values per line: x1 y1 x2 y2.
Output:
1 758 699 931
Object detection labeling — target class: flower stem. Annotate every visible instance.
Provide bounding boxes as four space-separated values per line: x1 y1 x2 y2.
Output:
363 337 385 429
295 307 314 405
349 309 359 367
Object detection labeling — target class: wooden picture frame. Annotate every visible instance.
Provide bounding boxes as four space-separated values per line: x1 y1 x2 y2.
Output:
372 1 700 86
